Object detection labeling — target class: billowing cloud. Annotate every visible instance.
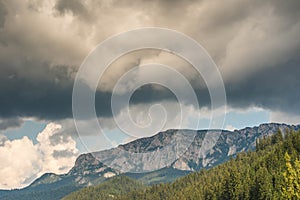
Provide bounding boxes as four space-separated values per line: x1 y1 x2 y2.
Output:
0 135 39 189
0 0 299 119
36 123 78 173
0 122 78 189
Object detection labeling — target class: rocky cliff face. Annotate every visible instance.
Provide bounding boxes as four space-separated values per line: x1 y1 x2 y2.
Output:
45 123 300 181
82 123 300 173
172 123 300 171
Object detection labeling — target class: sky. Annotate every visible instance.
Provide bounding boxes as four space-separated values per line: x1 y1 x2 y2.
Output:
0 0 300 189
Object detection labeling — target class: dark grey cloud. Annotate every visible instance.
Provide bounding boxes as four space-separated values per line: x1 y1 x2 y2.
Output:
0 0 7 28
0 60 115 119
0 0 299 121
226 51 300 115
52 149 76 158
54 0 88 18
0 59 73 119
0 134 7 146
0 118 23 131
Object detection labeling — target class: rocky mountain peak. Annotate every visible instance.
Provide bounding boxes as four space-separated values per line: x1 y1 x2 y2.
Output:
72 123 300 173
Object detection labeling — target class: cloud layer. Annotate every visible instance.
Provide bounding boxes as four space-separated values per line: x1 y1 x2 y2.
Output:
0 0 299 119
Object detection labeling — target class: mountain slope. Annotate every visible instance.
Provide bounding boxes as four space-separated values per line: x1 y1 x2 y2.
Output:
92 123 299 172
1 123 299 200
63 176 144 200
118 129 300 199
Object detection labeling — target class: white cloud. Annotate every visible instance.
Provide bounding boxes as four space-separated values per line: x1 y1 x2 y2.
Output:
270 111 300 125
225 125 237 131
36 123 78 175
0 123 79 189
0 136 39 189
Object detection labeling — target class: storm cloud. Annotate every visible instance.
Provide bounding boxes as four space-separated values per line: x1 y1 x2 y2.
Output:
0 0 299 121
0 0 7 28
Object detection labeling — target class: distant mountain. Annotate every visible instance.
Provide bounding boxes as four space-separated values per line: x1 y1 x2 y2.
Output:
93 123 300 172
1 123 299 200
118 125 300 199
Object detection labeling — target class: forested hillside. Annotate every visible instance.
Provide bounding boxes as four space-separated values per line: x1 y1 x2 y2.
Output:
63 176 144 200
66 129 300 199
117 129 300 199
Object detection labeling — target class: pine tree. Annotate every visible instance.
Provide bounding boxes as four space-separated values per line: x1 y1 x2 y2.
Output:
281 152 300 199
254 166 272 199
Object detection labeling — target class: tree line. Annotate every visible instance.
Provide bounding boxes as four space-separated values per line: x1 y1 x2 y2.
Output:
64 129 300 199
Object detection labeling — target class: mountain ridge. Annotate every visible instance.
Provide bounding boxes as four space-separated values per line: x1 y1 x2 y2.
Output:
1 123 299 200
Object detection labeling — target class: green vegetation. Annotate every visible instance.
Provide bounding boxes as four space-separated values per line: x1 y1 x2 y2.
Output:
62 176 144 200
125 167 191 185
281 152 300 199
116 129 300 200
61 129 300 199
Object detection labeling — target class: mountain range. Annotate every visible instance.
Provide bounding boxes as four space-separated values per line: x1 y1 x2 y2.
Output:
1 123 299 200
